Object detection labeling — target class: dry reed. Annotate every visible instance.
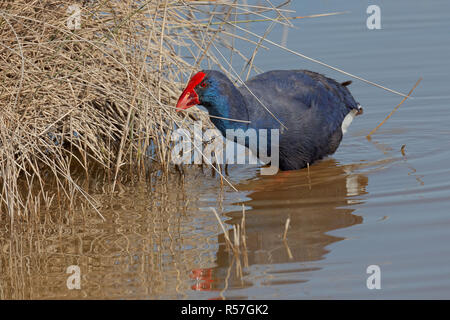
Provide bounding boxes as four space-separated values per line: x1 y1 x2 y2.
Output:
0 0 291 219
367 77 423 138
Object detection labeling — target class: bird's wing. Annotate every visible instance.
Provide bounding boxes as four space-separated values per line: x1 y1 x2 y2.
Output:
239 70 358 129
243 70 357 109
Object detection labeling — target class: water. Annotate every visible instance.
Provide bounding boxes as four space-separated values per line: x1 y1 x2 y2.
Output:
1 0 449 299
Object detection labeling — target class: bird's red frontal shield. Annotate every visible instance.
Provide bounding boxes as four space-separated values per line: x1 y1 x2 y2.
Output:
176 72 206 111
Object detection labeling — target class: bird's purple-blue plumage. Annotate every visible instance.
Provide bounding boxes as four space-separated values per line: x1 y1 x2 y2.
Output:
193 69 360 170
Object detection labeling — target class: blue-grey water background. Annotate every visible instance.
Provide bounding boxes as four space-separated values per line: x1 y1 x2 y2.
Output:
1 0 449 299
191 0 450 299
182 0 450 299
219 0 450 299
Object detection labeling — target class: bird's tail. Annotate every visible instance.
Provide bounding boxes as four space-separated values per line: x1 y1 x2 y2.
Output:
341 80 352 87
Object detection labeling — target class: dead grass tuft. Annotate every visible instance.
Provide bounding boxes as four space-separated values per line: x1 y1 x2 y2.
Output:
0 0 292 219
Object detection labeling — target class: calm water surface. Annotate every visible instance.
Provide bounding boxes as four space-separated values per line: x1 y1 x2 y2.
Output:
1 0 449 299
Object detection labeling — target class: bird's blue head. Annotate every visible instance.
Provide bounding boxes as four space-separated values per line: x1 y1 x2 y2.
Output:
176 70 242 120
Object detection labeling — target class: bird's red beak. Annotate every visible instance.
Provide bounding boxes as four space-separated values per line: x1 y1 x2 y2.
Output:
176 72 206 112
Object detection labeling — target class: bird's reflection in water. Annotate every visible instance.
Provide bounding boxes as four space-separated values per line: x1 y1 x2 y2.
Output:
190 159 368 295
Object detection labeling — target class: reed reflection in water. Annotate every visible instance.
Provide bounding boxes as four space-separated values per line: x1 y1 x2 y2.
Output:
0 160 367 299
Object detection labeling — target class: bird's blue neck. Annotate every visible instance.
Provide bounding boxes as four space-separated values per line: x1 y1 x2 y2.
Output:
201 86 249 136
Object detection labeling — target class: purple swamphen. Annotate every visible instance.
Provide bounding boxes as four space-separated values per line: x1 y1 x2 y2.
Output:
176 70 363 171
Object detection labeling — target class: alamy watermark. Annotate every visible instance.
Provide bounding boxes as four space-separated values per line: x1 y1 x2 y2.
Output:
66 265 81 290
366 265 381 289
67 4 81 30
170 121 280 175
367 5 382 30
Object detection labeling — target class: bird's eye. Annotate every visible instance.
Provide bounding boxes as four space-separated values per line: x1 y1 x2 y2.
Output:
200 82 208 88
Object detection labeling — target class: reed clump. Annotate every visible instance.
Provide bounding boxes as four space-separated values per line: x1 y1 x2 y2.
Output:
0 0 291 218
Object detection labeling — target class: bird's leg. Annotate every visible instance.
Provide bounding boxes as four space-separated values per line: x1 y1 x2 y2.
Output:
211 163 216 178
307 163 312 190
175 164 185 177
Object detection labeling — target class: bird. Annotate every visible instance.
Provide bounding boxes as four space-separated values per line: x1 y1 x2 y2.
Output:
176 69 363 171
